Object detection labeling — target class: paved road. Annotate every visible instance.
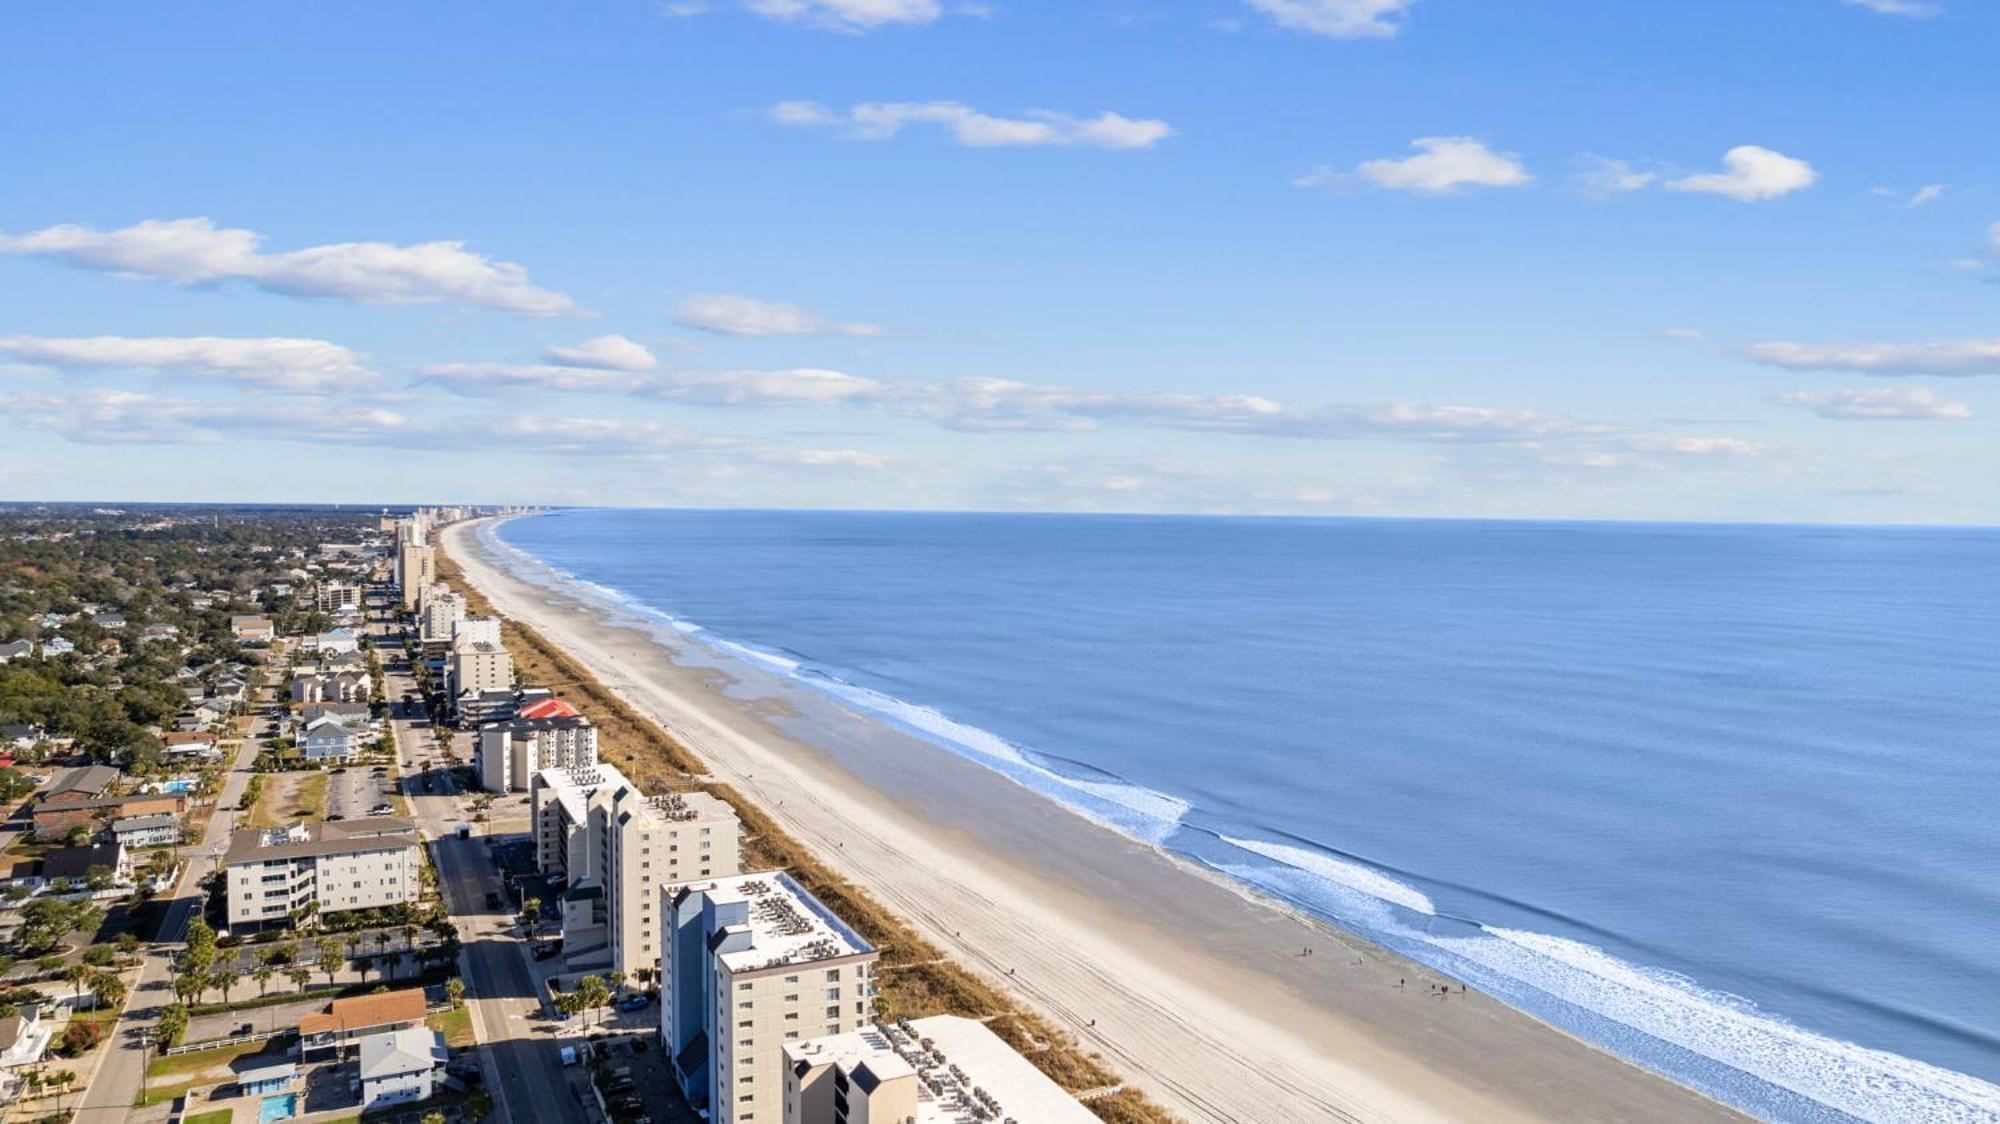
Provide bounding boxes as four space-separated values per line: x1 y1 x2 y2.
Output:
76 684 274 1122
372 607 594 1124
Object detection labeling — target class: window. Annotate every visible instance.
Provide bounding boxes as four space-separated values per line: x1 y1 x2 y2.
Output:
824 1006 839 1018
824 988 840 1000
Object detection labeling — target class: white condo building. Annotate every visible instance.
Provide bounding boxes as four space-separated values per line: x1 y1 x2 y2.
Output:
446 639 513 719
419 587 465 644
225 819 423 928
476 697 598 792
527 763 741 975
661 872 878 1124
782 1015 1101 1124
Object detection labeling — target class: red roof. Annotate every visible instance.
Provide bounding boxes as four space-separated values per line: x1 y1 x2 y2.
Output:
516 698 580 720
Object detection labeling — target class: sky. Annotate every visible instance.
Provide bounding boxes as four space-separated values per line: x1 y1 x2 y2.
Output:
3 0 1998 523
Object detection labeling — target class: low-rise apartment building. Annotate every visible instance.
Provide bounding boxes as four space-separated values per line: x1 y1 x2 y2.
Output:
225 818 422 929
661 872 878 1124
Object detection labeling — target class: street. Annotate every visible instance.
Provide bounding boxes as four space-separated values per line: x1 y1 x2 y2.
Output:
374 605 595 1124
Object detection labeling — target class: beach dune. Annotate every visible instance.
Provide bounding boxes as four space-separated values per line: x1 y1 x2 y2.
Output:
443 518 1745 1124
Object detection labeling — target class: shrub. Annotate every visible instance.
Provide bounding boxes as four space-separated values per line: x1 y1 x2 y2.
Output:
59 1018 106 1056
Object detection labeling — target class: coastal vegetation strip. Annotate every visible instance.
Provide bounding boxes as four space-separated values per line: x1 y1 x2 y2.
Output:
434 543 1171 1120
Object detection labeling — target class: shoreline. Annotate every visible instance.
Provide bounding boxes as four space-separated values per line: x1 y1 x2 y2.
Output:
443 516 1746 1123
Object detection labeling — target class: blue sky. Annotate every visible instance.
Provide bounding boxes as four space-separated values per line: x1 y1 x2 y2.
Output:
3 0 1997 522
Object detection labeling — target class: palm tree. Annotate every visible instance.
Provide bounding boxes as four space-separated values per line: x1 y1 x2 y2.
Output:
255 966 274 997
62 964 92 1005
445 978 465 1009
92 971 127 1010
213 968 241 1003
287 966 312 994
318 948 343 987
356 954 373 985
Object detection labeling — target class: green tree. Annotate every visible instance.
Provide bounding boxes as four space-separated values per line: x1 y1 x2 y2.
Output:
254 965 274 997
212 967 240 1003
318 947 343 987
287 966 312 994
61 963 92 1004
156 1002 189 1047
445 978 465 1009
92 970 126 1009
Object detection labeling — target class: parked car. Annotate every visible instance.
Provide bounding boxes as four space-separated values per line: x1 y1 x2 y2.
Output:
559 1045 578 1067
616 995 650 1012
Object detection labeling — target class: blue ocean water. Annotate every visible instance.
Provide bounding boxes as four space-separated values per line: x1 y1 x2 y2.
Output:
495 509 2000 1123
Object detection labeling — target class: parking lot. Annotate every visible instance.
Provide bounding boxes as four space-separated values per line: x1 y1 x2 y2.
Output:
327 763 398 820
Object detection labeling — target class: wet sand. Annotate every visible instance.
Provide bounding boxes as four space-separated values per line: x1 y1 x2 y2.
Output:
444 517 1745 1124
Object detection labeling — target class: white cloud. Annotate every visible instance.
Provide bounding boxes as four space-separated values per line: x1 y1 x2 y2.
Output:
0 334 374 393
1869 183 1946 208
1665 146 1818 202
0 217 579 316
642 368 890 406
769 101 1172 149
1843 0 1942 17
743 0 941 31
672 294 883 336
1773 386 1973 420
1303 137 1531 195
1243 0 1416 38
542 334 659 371
1744 338 2000 376
3 388 410 446
1575 156 1657 198
416 363 646 396
755 447 895 469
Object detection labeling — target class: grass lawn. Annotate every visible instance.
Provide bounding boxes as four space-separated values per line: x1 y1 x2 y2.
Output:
428 1006 474 1049
293 771 330 820
134 1079 195 1107
146 1039 270 1079
186 1110 234 1124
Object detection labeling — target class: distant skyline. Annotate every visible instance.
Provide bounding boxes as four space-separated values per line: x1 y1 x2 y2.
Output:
4 0 1999 523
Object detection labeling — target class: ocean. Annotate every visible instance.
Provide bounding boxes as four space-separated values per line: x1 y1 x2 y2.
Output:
493 509 2000 1124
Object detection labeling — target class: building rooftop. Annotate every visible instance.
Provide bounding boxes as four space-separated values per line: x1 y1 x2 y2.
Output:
516 696 581 721
42 843 124 881
44 764 119 800
681 870 873 973
357 1025 447 1080
784 1015 1100 1124
227 818 419 864
621 786 736 828
300 987 429 1039
112 812 180 832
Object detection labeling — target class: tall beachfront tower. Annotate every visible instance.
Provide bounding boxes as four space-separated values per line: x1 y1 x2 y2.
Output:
660 872 878 1124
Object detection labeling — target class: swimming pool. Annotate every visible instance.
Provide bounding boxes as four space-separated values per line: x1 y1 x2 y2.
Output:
258 1093 297 1122
157 778 195 794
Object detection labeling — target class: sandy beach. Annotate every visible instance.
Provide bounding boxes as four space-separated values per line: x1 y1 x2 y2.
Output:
443 517 1746 1124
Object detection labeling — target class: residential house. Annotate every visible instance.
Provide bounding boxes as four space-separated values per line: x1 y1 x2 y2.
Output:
357 1026 447 1108
33 793 186 842
230 615 276 643
299 702 372 728
0 1004 51 1070
161 731 221 760
188 698 232 727
0 723 45 752
313 628 361 656
140 623 181 644
111 812 183 849
299 715 368 763
40 765 119 807
90 613 125 631
41 842 133 887
39 637 75 658
299 988 430 1057
0 640 32 664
